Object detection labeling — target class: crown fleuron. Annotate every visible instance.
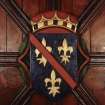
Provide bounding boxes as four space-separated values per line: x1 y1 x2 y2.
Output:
31 12 77 33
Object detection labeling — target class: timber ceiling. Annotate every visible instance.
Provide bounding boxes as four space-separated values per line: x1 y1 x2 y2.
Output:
16 0 91 18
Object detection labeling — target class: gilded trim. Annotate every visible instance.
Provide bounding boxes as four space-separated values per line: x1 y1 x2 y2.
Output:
31 12 77 33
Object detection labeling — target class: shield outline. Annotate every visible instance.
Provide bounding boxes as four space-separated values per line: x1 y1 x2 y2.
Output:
18 11 89 88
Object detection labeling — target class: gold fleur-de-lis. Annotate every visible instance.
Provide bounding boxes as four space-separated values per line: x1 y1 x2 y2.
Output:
58 38 73 64
35 38 52 67
44 70 61 97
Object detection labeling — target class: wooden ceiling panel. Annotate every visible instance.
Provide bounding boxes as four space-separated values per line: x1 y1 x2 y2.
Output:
16 0 91 18
73 0 89 17
83 66 105 105
16 0 22 8
0 67 23 105
7 16 22 52
62 0 90 17
62 0 73 14
0 6 6 52
23 0 39 17
16 0 47 18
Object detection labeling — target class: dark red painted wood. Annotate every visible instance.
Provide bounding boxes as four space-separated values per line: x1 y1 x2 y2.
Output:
23 0 39 18
16 0 23 8
0 67 23 105
7 16 22 52
31 94 78 105
0 6 6 52
1 0 105 105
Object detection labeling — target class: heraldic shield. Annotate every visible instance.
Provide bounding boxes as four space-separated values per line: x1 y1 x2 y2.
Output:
18 12 89 102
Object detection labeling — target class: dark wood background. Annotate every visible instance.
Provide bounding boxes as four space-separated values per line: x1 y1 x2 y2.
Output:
0 0 105 105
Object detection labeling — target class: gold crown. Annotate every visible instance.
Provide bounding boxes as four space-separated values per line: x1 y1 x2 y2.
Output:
31 12 77 33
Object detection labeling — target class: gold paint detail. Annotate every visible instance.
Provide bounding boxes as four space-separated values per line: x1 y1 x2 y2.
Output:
48 20 53 26
58 38 73 64
44 70 61 97
31 12 77 33
35 38 52 67
31 21 36 31
67 23 72 29
58 20 63 26
38 22 44 28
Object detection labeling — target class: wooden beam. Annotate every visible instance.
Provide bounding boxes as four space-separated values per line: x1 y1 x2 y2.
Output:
0 0 31 35
78 0 105 34
90 53 105 66
0 1 105 105
0 52 19 66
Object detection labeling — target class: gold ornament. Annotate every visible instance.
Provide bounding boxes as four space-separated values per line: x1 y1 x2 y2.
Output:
35 38 52 67
44 70 61 97
58 38 73 64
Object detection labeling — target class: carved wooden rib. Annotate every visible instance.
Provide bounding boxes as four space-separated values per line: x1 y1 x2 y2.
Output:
0 0 103 105
0 52 19 66
0 52 105 66
0 0 30 35
90 53 105 65
78 0 105 34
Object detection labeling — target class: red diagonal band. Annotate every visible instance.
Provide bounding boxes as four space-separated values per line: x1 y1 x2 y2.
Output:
30 33 77 89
